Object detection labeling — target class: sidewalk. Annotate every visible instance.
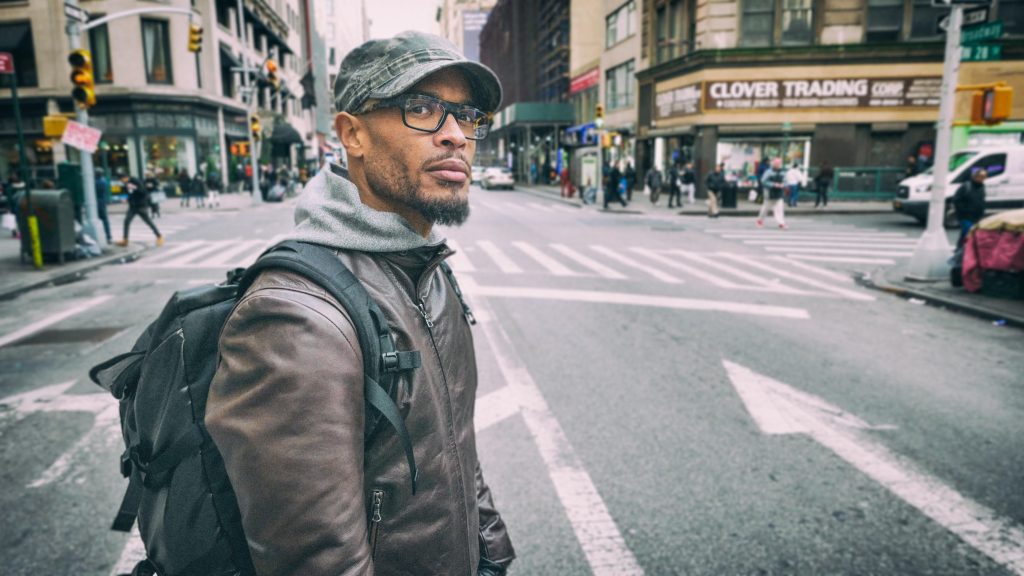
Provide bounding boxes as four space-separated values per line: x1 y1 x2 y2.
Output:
514 184 894 216
0 192 259 300
859 262 1024 329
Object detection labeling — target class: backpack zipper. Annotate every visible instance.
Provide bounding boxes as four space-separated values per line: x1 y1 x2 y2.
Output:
369 489 384 558
416 301 434 328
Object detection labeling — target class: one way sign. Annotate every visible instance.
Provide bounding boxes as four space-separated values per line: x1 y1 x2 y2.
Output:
937 6 989 32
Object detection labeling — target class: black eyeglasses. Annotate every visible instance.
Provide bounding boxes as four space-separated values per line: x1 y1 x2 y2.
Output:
358 93 492 141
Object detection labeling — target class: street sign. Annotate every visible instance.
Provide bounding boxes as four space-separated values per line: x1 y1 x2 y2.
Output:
937 6 988 31
961 43 1002 61
61 120 102 153
63 3 89 23
0 52 13 75
961 20 1002 43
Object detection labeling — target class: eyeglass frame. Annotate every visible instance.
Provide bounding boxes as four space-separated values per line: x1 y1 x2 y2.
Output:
355 93 493 141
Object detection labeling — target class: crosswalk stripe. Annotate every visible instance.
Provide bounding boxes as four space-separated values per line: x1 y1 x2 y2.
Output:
590 245 683 284
739 239 917 246
630 248 740 288
527 203 555 213
720 232 909 240
771 256 854 283
478 241 523 274
550 244 626 279
447 239 476 272
513 242 577 276
764 247 914 257
136 241 204 265
159 241 236 267
550 205 579 214
787 254 897 265
719 253 875 301
201 240 267 267
671 250 804 293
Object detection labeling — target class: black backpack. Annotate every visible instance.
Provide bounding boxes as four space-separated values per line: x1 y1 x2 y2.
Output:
89 240 468 576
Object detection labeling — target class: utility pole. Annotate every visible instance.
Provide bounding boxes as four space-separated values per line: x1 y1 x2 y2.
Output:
65 0 103 247
236 0 262 202
906 4 962 281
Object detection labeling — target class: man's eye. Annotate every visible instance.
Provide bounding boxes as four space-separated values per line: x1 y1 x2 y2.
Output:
407 102 434 117
456 110 480 125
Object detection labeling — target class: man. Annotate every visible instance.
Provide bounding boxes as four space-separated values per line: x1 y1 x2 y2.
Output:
115 171 163 246
705 162 726 219
205 31 515 576
144 171 162 217
815 161 833 210
94 169 113 243
680 162 697 205
667 160 683 209
645 164 663 205
953 168 986 246
624 161 637 202
784 162 806 207
559 163 573 198
757 157 788 229
604 160 627 209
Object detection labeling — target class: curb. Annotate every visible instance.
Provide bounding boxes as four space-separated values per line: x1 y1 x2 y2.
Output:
0 245 147 301
856 268 1024 330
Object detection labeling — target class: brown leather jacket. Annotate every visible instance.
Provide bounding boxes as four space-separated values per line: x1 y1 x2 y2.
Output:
206 244 515 575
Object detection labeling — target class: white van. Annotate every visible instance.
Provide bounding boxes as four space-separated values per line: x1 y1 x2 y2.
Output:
893 145 1024 226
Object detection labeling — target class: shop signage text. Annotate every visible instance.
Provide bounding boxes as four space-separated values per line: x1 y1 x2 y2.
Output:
655 83 702 119
0 53 13 74
61 120 102 153
703 77 942 110
570 68 600 95
960 20 1002 44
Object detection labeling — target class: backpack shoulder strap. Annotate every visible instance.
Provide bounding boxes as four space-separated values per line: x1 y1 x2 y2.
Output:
241 241 420 494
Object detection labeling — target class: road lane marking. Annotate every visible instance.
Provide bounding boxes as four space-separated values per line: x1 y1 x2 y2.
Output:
670 250 803 293
478 240 523 274
110 525 146 576
158 241 234 267
458 278 809 319
763 247 914 257
590 245 683 284
550 244 627 279
771 256 855 283
724 360 1024 576
527 202 555 213
719 232 909 239
741 239 919 247
447 239 477 272
475 386 521 432
200 239 267 267
133 241 203 264
630 248 741 288
718 253 876 301
788 255 897 265
467 289 645 576
0 295 112 349
514 242 577 276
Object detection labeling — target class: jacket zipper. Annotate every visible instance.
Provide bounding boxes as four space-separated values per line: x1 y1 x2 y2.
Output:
368 489 384 559
414 262 472 575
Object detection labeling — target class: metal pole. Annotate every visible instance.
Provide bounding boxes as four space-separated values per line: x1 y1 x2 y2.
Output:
906 5 961 281
236 0 261 202
65 1 103 247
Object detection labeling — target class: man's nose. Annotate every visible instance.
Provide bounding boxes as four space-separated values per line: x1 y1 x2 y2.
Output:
432 112 468 149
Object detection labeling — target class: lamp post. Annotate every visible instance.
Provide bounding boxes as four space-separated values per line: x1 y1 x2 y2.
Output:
595 115 604 205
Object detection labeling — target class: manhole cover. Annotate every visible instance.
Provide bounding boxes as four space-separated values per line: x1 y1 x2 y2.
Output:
8 327 126 347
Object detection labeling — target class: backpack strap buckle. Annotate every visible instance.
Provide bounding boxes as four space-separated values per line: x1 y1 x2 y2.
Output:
381 351 421 374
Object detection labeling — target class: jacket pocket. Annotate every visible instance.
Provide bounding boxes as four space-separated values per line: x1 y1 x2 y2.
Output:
368 489 385 559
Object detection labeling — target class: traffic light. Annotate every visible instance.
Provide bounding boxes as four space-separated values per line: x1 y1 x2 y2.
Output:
969 86 1013 125
68 49 96 109
250 115 261 140
595 103 604 120
265 60 280 91
188 23 203 53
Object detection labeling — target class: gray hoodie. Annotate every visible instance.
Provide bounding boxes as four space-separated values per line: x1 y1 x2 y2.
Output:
284 163 445 253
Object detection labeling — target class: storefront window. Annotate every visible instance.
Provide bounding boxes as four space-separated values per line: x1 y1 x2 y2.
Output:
142 19 173 84
88 23 113 83
716 139 810 179
93 137 133 179
741 0 776 47
142 135 196 181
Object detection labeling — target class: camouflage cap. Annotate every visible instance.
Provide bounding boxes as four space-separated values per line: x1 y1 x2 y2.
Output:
333 31 502 114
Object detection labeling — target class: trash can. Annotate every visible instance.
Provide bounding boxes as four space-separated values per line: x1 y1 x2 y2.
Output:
721 182 738 209
17 189 76 264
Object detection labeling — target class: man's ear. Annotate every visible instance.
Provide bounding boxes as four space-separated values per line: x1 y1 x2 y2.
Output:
335 112 367 159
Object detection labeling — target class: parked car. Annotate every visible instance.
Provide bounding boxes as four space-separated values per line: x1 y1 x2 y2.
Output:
471 165 486 185
893 145 1024 227
481 167 515 190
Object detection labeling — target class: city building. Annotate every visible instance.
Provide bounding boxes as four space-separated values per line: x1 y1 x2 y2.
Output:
563 0 604 192
481 0 574 181
634 0 1024 193
438 0 498 62
0 0 323 189
320 0 368 160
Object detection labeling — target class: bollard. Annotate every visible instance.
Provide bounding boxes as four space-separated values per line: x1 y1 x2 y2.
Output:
27 214 43 269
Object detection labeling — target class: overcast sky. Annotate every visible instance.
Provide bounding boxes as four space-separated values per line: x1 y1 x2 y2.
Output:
366 0 441 39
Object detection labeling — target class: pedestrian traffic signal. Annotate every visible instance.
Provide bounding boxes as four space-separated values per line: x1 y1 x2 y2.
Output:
68 49 96 109
188 23 203 53
265 60 280 91
250 115 261 140
969 85 1013 125
595 104 604 120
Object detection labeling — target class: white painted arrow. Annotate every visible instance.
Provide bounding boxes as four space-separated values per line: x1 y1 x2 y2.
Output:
0 381 122 488
723 360 1024 576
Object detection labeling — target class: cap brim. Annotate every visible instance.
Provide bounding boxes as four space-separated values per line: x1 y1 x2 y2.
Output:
367 59 502 112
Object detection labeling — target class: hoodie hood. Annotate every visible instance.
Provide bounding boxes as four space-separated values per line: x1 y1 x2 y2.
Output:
283 163 445 253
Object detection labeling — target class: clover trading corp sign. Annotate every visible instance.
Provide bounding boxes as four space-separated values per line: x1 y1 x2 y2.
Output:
703 77 942 110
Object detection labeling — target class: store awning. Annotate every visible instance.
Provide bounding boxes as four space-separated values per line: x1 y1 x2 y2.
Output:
270 122 303 145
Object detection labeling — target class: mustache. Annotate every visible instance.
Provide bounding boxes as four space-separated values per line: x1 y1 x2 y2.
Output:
421 152 471 172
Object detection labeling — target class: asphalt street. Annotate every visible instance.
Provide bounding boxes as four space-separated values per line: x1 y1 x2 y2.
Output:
1 188 1022 575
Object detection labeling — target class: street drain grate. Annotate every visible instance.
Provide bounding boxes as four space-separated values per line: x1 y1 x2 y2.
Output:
8 327 126 347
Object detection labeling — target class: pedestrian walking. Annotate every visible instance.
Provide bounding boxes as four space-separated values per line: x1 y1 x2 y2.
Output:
144 172 162 218
705 162 726 219
644 165 663 205
953 168 986 247
115 172 163 246
192 171 207 208
757 157 788 229
604 162 627 209
681 162 696 204
667 161 683 208
559 164 573 198
206 167 222 208
815 161 834 209
204 31 514 576
756 156 770 204
624 162 637 202
177 168 192 207
94 169 113 243
785 162 806 207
